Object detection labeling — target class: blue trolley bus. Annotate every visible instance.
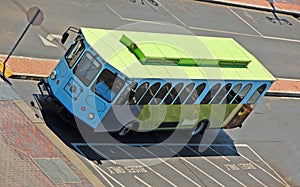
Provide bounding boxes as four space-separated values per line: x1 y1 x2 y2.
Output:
38 27 275 136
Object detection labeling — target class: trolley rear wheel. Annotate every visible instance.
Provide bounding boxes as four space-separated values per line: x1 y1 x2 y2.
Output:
192 119 209 136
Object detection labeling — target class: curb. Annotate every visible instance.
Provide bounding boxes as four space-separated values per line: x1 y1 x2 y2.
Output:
266 91 300 98
196 0 300 17
10 73 47 81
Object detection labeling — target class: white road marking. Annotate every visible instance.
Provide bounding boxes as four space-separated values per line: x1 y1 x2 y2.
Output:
187 146 248 187
229 144 289 186
180 157 225 187
72 143 117 164
162 144 225 187
248 173 268 187
38 34 58 47
228 7 300 43
190 25 300 43
227 7 264 37
87 159 125 187
46 34 61 41
71 143 87 157
134 175 152 187
105 0 300 44
142 146 201 187
246 146 290 186
72 142 240 147
292 16 300 24
156 0 186 26
188 26 260 37
203 157 247 187
89 146 117 165
103 1 165 24
117 146 178 187
75 143 289 186
262 35 300 43
209 146 231 162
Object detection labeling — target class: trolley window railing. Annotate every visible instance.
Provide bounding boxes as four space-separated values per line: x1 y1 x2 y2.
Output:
201 83 221 104
232 83 252 104
185 83 206 104
164 83 184 104
247 84 267 104
211 83 232 104
130 82 149 105
222 83 242 104
174 83 195 104
139 82 161 104
151 82 172 104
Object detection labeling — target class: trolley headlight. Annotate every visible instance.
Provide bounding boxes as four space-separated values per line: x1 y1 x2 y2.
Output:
70 85 77 93
50 70 57 80
88 113 95 120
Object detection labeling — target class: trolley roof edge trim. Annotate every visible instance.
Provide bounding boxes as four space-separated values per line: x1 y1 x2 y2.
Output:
80 27 276 81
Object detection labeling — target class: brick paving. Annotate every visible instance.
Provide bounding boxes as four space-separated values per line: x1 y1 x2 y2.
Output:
0 100 93 186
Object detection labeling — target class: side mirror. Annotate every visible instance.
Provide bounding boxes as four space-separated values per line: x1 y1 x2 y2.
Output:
61 32 69 44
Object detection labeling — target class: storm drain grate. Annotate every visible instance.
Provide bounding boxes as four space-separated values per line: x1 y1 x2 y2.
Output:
33 158 81 184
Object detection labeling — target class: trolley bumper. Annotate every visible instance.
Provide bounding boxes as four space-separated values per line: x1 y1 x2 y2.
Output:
37 78 53 101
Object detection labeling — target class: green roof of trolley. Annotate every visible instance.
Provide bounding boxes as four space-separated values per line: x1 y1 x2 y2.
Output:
81 27 275 81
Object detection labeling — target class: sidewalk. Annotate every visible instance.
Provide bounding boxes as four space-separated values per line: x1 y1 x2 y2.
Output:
0 55 57 79
199 0 300 16
0 82 104 186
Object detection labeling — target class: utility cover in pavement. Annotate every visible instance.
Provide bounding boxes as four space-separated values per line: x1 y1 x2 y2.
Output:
33 158 81 184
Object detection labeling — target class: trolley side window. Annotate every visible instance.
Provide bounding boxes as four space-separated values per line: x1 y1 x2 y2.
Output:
186 83 206 104
73 52 102 86
163 83 184 104
201 83 221 104
232 84 252 104
129 82 149 105
151 83 172 104
92 69 125 102
222 83 242 104
174 83 195 104
139 82 161 104
65 38 85 68
211 83 232 104
115 82 138 105
247 84 267 104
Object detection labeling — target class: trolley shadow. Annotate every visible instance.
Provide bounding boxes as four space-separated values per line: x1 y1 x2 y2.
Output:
35 94 239 163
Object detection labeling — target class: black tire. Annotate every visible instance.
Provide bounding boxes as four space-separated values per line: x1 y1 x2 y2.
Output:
118 122 137 136
192 119 209 136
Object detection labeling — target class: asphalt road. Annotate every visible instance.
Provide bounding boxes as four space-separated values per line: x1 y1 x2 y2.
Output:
0 0 300 79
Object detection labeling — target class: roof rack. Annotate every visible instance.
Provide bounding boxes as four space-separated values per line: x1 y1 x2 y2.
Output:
120 34 251 67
